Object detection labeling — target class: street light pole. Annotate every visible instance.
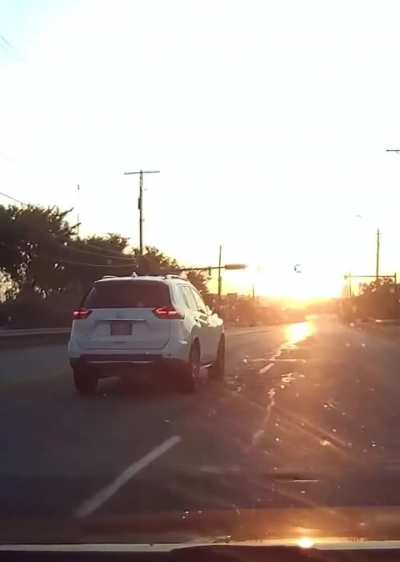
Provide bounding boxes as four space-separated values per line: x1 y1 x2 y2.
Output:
376 228 381 280
217 245 222 304
123 169 160 255
385 148 400 280
76 184 80 236
355 214 382 284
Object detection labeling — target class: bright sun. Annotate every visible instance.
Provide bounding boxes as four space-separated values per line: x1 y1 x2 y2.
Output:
226 264 343 302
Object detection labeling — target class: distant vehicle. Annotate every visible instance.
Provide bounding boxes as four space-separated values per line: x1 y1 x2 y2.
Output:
68 275 225 394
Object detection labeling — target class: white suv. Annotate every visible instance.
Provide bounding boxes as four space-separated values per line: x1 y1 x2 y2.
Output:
68 275 225 394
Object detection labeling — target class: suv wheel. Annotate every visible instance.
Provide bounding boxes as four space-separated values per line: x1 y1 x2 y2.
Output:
73 367 98 395
208 336 225 381
180 343 201 393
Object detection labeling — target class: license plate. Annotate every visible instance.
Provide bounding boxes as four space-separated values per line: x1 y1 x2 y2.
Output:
110 321 132 336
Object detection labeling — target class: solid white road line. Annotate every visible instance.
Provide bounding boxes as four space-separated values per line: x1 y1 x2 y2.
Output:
258 362 274 375
251 428 265 445
75 435 182 519
250 389 277 448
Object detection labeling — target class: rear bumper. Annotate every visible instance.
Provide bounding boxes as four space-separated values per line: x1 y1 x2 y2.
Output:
68 335 190 364
70 354 186 374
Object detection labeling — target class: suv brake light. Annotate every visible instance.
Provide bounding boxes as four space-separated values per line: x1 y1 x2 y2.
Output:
73 308 92 320
153 306 183 320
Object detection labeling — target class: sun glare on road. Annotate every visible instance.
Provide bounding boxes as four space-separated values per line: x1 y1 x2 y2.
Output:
285 322 314 346
298 537 315 549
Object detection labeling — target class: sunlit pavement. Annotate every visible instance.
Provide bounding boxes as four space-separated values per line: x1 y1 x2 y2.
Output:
2 315 400 518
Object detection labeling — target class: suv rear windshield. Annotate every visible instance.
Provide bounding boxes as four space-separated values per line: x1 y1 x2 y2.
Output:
83 281 171 309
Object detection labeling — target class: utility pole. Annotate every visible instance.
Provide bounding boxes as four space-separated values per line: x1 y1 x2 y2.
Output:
345 273 352 297
386 147 400 287
217 245 223 303
76 184 80 236
123 169 160 255
376 228 380 280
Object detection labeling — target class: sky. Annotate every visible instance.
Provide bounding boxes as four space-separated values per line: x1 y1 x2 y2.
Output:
1 0 400 299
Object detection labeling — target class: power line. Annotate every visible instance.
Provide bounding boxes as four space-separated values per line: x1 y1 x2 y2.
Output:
65 237 137 259
0 190 139 259
44 254 135 268
0 37 10 55
0 34 13 50
0 151 15 163
62 243 136 262
2 245 135 269
0 32 24 62
0 240 136 268
0 191 26 205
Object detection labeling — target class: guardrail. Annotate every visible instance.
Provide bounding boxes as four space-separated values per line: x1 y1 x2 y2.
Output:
0 327 70 349
0 323 271 349
0 327 70 338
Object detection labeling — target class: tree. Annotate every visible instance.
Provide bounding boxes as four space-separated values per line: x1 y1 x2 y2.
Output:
133 246 179 275
0 203 210 329
65 234 134 292
0 204 77 296
357 277 399 319
131 247 208 295
186 270 208 295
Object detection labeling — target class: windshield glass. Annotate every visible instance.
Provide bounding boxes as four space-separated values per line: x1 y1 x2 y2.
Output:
2 0 400 549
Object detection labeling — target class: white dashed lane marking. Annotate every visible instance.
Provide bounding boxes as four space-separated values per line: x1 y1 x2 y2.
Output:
75 435 182 518
258 362 274 375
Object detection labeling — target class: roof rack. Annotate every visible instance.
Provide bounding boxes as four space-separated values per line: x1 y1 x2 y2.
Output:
134 272 183 278
101 275 117 279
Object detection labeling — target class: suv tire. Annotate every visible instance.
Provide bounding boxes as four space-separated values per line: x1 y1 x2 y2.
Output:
208 336 225 381
180 343 201 393
73 367 98 395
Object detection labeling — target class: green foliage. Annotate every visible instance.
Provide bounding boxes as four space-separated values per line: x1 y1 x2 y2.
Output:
359 278 399 319
0 203 210 327
133 246 179 275
343 278 400 320
186 270 208 295
0 287 73 328
0 204 76 296
64 234 133 292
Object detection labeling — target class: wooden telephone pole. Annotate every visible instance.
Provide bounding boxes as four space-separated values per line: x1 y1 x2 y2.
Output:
123 169 160 255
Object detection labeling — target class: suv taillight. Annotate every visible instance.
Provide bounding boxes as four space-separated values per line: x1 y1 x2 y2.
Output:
153 306 183 320
73 308 92 320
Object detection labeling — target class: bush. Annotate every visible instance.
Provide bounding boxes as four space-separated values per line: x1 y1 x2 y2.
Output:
0 288 82 329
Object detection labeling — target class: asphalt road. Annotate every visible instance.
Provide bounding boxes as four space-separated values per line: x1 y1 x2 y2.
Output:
2 315 400 522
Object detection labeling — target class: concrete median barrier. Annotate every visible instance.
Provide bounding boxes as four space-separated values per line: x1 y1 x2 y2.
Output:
0 327 70 349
